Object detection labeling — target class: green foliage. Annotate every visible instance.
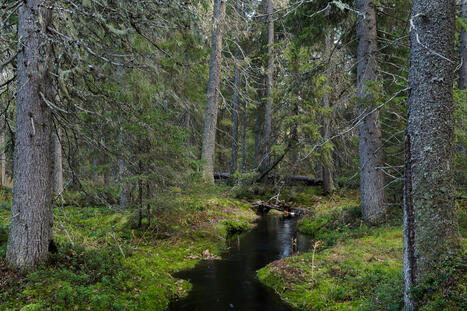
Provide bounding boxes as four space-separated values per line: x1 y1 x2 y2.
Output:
258 226 404 311
409 251 467 311
0 186 257 311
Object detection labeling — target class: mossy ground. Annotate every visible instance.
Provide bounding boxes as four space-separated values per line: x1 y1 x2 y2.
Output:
0 184 257 311
258 189 467 311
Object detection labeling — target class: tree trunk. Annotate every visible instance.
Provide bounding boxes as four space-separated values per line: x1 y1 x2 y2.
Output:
356 0 386 223
254 96 264 167
53 128 64 195
262 0 274 172
321 30 335 195
6 0 54 273
118 157 131 208
403 1 460 310
241 100 247 173
0 121 6 187
92 157 98 183
201 0 226 183
230 63 240 175
459 0 467 90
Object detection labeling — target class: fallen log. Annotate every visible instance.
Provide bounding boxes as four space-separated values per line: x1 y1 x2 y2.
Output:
213 172 322 186
252 200 307 216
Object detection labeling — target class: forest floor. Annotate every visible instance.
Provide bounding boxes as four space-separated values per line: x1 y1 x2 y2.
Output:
0 184 465 311
257 189 467 311
0 184 258 311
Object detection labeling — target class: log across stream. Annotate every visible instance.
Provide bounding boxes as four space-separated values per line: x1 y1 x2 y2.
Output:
168 215 314 311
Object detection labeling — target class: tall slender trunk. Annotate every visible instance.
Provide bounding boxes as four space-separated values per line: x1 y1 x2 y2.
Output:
403 1 460 310
459 0 467 90
230 63 240 175
254 89 264 167
92 157 98 183
241 100 247 173
184 110 191 147
53 128 64 195
0 121 6 186
356 0 386 223
118 157 131 208
321 30 335 195
6 0 54 272
201 0 226 183
137 160 143 228
262 0 274 172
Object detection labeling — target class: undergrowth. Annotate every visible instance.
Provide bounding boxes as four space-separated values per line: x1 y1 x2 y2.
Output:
0 184 257 311
258 190 466 311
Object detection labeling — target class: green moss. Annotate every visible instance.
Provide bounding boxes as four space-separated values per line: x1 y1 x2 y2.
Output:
0 186 257 311
258 227 404 311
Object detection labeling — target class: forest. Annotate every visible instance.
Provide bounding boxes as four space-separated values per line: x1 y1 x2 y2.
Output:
0 0 466 310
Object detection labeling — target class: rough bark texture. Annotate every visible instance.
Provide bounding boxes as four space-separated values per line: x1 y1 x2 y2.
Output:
6 0 54 273
230 64 240 175
404 1 460 309
356 0 386 223
53 128 64 195
262 0 274 172
459 0 467 90
321 30 335 195
201 0 226 183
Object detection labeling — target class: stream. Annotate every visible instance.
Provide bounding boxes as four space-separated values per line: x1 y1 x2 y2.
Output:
168 215 314 311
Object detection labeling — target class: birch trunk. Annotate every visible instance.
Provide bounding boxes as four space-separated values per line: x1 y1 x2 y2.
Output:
356 0 386 222
404 1 460 309
201 0 227 183
6 0 54 272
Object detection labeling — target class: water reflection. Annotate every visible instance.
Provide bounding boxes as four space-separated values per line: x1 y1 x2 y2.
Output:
168 215 313 311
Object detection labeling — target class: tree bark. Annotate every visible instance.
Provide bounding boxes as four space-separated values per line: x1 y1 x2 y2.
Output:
262 0 274 172
356 0 386 223
230 63 240 175
241 99 247 173
404 1 460 310
201 0 227 183
459 0 467 90
321 30 335 195
6 0 54 273
0 121 6 187
53 128 64 195
118 157 131 208
254 95 264 167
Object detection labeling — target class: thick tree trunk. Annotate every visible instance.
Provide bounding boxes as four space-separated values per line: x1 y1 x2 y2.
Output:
53 128 64 195
6 0 54 273
230 64 240 175
459 0 467 90
321 30 335 195
201 0 226 183
356 0 386 223
403 1 460 310
262 0 274 172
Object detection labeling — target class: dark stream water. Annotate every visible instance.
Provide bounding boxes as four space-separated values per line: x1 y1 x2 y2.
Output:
168 215 314 311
